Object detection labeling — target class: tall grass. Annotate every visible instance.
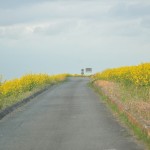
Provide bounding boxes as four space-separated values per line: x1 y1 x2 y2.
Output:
93 63 150 87
92 63 150 102
0 73 68 109
92 63 150 149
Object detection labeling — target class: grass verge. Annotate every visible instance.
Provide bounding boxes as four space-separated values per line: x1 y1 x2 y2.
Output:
90 81 150 150
0 76 67 111
0 84 48 110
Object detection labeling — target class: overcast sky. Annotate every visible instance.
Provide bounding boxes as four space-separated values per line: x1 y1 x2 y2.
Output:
0 0 150 79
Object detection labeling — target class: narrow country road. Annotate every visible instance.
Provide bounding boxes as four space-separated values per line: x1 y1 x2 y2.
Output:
0 78 145 150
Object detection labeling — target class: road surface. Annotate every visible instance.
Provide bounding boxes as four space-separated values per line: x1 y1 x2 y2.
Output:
0 78 145 150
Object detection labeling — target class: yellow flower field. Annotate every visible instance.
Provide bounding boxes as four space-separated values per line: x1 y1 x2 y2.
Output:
93 63 150 144
0 74 67 98
93 63 150 86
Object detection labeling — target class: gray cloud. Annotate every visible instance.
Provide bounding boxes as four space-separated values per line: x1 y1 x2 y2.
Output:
109 2 150 19
0 0 150 28
141 17 150 28
0 0 50 9
0 0 150 79
0 1 112 26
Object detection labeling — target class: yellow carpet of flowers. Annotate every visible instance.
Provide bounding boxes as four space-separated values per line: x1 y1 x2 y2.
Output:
0 74 67 98
93 63 150 125
93 63 150 87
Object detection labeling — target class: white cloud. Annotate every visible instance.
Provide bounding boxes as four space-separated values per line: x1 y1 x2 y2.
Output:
0 0 150 79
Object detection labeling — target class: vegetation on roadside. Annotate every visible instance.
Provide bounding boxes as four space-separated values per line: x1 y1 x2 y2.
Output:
91 63 150 149
93 63 150 87
92 63 150 118
0 74 68 110
91 83 150 149
67 74 83 77
0 75 3 86
92 63 150 109
68 74 89 77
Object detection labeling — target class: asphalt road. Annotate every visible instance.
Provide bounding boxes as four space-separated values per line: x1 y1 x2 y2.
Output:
0 78 145 150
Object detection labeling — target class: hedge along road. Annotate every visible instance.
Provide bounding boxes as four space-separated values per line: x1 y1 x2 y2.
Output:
0 77 145 150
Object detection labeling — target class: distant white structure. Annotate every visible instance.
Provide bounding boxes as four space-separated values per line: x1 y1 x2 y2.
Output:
81 68 93 76
85 68 92 75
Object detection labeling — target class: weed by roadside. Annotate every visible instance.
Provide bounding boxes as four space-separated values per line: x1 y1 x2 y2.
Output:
90 81 150 149
0 74 68 110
